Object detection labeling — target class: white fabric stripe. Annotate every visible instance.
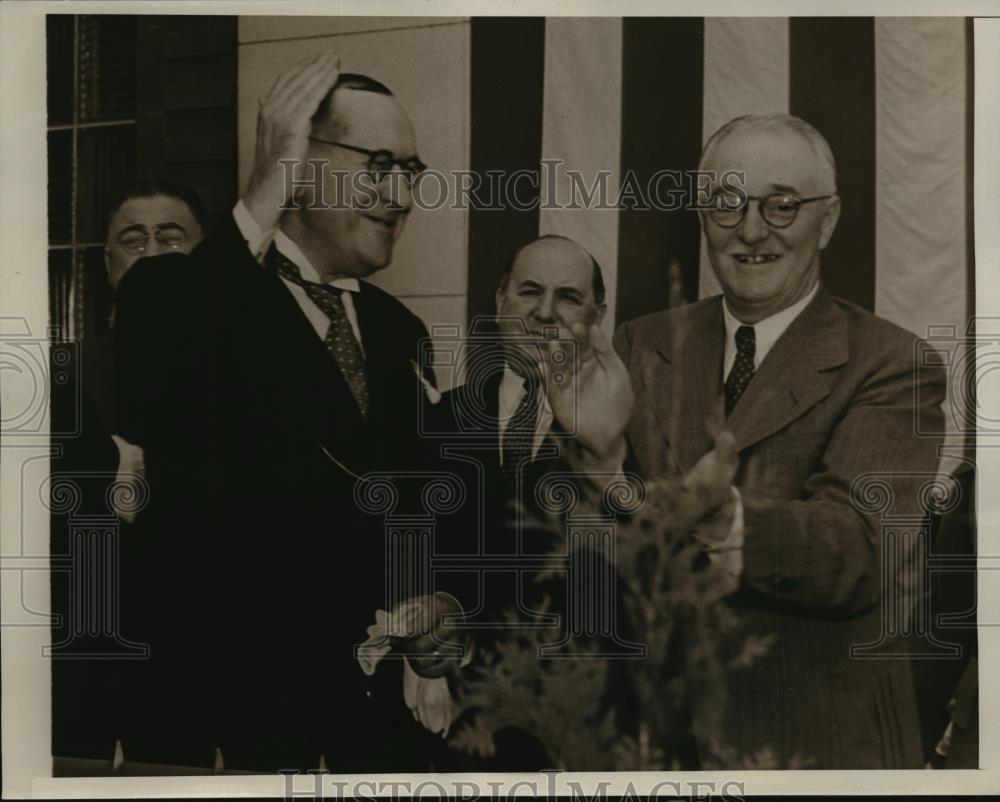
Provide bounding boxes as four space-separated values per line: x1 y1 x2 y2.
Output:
538 18 623 331
699 17 791 300
874 19 967 341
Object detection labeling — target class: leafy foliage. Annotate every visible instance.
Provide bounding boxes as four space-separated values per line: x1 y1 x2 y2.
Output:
447 476 777 770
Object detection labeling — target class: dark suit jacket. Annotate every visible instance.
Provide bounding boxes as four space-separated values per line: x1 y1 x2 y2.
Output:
49 344 123 762
432 366 653 770
614 287 946 769
431 365 563 631
113 215 438 772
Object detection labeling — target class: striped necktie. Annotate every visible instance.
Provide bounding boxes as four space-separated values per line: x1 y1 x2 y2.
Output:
267 246 369 418
501 374 542 491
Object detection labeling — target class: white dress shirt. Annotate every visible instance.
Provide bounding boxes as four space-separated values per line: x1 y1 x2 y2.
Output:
721 282 820 380
496 364 554 465
232 200 363 350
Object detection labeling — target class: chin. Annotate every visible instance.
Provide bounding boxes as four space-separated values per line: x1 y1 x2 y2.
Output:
358 247 396 275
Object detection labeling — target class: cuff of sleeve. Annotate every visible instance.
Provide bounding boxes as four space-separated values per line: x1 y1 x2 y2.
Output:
232 199 272 259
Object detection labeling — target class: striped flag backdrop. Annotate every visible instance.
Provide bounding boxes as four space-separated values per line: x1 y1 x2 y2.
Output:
467 17 973 349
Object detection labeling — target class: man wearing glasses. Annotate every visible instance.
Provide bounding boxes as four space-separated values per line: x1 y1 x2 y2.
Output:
112 54 445 773
611 114 946 768
104 179 207 290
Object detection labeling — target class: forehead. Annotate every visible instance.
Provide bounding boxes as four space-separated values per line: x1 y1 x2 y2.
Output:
109 195 196 233
316 88 416 154
510 240 593 289
705 128 825 194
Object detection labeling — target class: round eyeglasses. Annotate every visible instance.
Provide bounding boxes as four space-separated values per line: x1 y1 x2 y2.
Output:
707 193 835 229
308 136 427 183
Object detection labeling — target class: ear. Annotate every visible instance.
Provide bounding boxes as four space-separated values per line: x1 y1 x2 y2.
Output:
494 286 505 318
818 195 841 250
594 302 607 326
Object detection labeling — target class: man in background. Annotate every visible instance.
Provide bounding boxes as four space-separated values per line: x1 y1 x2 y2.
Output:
77 180 208 519
85 178 207 437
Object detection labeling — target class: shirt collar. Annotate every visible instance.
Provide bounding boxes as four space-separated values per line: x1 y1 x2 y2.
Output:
499 363 552 419
722 282 820 365
273 229 360 293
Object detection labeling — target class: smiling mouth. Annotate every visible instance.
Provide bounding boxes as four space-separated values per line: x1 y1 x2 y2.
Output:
362 215 395 230
733 254 781 265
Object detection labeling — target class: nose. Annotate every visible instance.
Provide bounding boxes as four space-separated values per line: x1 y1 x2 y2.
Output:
379 166 412 212
737 200 769 245
145 239 168 256
532 292 557 324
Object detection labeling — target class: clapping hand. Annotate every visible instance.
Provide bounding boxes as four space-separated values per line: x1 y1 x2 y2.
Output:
538 322 634 471
685 429 741 552
244 50 341 232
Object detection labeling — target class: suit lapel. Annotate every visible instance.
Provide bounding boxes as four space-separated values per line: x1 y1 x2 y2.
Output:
354 283 409 428
726 288 848 452
646 299 725 473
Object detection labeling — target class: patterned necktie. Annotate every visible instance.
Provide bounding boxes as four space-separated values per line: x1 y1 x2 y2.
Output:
266 246 369 418
501 375 542 490
724 324 756 417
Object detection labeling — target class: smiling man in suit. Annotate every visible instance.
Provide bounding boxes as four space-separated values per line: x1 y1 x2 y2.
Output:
613 113 946 768
113 53 443 773
435 234 610 557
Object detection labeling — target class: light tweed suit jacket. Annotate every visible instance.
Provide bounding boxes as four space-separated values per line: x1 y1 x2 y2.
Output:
613 286 946 769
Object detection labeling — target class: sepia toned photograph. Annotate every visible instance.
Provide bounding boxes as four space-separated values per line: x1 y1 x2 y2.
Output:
1 2 997 798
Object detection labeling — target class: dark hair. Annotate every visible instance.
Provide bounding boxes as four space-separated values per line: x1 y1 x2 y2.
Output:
498 235 606 305
312 72 394 131
105 178 208 239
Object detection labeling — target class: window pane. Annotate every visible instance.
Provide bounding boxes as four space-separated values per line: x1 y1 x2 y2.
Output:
47 15 75 125
78 15 137 122
82 247 115 339
76 124 136 243
48 130 73 244
48 250 74 341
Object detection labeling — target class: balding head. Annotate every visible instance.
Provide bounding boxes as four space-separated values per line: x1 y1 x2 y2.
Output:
281 70 420 281
495 235 607 368
700 113 838 194
698 113 842 323
499 235 606 305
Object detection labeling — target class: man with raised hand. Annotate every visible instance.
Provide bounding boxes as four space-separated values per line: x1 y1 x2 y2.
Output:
114 53 442 773
613 113 946 768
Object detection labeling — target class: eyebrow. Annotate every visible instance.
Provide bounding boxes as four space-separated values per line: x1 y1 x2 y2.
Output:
516 279 585 297
768 184 802 194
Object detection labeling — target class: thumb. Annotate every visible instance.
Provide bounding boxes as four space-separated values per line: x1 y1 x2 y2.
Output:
713 429 737 466
588 322 615 358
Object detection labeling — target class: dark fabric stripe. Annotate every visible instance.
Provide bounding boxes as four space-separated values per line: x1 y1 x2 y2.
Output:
965 18 975 322
616 18 705 325
790 18 877 311
466 18 546 328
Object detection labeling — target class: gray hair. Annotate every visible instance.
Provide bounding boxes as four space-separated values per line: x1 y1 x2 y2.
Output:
699 113 838 193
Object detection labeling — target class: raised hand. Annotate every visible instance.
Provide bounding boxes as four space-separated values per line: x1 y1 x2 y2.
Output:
540 322 634 467
243 50 341 232
685 429 741 549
